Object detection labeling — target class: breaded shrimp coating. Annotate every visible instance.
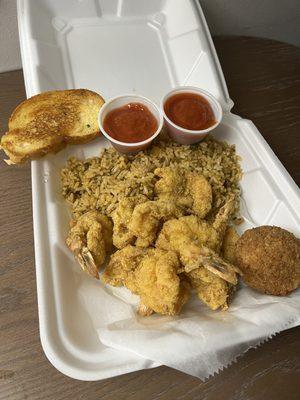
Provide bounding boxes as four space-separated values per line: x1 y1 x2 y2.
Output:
129 200 183 247
156 217 204 271
179 215 221 252
156 198 241 311
154 166 212 218
103 246 189 316
222 226 239 264
188 267 234 310
102 245 147 291
66 210 113 279
128 249 190 316
181 194 236 253
211 194 236 245
156 218 237 310
103 246 189 315
112 196 146 249
156 217 239 284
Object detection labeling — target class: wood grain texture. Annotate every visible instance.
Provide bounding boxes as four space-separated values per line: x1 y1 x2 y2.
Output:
215 37 300 186
0 38 299 400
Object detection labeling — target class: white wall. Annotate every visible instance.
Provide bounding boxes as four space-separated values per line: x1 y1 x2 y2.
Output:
0 0 21 72
0 0 299 73
200 0 300 47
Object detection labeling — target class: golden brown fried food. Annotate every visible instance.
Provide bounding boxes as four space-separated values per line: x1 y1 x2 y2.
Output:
211 195 236 245
156 199 240 311
102 245 147 290
188 267 234 310
129 200 183 247
156 196 240 283
236 226 300 296
178 195 236 253
103 246 189 316
222 226 239 264
156 217 204 271
154 166 212 218
131 249 190 316
156 217 239 284
66 211 112 279
112 196 146 249
178 216 220 252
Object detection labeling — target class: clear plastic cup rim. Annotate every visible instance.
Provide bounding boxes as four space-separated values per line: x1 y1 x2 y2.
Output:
98 94 164 147
161 86 223 134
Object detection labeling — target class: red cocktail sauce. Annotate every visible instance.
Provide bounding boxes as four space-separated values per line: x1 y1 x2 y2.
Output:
103 102 158 143
164 92 216 131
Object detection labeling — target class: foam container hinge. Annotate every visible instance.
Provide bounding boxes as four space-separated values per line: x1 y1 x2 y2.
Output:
17 0 300 380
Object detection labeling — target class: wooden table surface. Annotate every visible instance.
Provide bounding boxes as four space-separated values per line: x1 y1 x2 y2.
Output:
0 37 299 400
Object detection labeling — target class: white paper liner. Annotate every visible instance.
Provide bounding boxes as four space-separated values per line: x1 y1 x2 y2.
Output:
79 278 300 380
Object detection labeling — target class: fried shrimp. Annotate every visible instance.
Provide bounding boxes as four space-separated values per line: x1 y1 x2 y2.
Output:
131 249 190 316
156 218 239 284
156 196 240 280
62 135 244 316
222 226 239 264
129 200 183 247
103 246 190 316
154 166 212 218
112 196 146 249
188 267 234 310
102 245 147 290
66 210 112 279
155 196 241 311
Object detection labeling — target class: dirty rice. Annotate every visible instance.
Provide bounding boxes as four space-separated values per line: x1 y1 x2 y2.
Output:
61 136 242 220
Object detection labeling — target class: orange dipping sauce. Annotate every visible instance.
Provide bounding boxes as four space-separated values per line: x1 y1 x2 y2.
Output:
164 92 216 131
103 102 158 143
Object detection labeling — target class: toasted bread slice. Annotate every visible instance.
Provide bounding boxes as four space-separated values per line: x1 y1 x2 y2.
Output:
0 126 65 164
9 89 105 144
1 89 105 164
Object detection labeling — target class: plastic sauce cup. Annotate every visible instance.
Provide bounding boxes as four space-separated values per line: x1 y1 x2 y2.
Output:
161 86 223 145
98 94 163 154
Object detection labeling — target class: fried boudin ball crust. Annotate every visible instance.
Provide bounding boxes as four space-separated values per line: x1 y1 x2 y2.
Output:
236 226 300 295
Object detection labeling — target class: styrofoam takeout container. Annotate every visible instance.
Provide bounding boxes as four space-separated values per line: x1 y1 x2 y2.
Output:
17 0 300 381
98 94 163 153
161 86 223 144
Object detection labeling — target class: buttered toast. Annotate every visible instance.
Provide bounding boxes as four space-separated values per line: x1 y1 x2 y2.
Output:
1 89 105 164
